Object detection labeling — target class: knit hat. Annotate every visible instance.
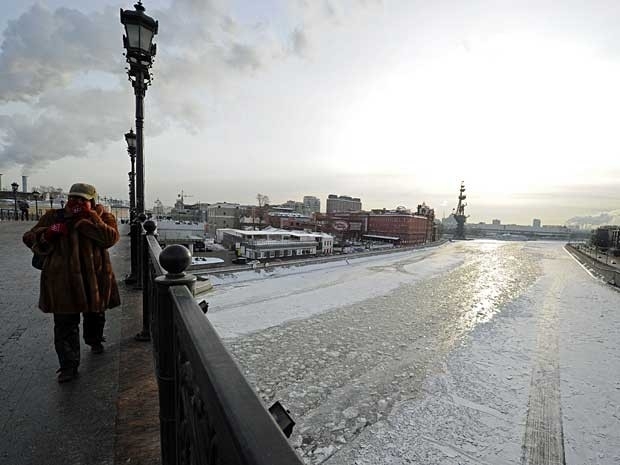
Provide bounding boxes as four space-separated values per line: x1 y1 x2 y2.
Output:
68 183 97 200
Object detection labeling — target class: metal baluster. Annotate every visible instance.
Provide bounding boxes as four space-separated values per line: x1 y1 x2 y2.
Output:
154 245 196 465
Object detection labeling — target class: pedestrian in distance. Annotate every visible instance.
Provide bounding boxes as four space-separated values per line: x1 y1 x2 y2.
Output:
23 183 121 383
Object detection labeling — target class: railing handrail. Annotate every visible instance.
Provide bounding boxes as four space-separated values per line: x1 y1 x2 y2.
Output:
169 286 303 464
565 244 619 285
146 234 165 277
142 223 303 464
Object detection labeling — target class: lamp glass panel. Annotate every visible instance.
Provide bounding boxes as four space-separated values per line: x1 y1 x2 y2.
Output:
139 27 154 53
126 133 136 148
125 23 141 49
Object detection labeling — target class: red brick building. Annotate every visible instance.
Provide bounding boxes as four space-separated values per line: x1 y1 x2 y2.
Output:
367 213 428 245
314 212 368 243
315 206 436 245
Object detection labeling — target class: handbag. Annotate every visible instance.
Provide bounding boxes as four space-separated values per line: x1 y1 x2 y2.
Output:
31 210 65 271
32 254 46 270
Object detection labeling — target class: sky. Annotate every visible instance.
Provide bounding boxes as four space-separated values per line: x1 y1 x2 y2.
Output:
1 0 620 225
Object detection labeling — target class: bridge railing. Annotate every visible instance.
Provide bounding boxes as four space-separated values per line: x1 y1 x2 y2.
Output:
141 220 303 465
566 243 620 286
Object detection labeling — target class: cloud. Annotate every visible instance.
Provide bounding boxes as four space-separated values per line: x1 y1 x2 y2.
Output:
226 43 262 70
565 212 619 227
0 4 119 101
290 28 308 56
0 0 382 172
0 87 130 165
0 1 282 170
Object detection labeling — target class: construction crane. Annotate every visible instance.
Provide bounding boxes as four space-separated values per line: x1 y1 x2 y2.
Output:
177 190 194 206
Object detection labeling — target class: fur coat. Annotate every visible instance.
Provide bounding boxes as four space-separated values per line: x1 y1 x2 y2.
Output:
23 204 121 313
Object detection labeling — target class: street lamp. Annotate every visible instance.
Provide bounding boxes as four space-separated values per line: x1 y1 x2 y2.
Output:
121 1 157 302
11 182 18 220
125 128 139 284
125 128 137 222
32 190 40 220
120 2 158 217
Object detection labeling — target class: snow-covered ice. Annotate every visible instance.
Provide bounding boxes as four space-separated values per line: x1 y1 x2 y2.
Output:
204 240 620 464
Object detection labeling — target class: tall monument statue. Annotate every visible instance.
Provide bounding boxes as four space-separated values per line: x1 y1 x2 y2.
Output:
454 181 468 240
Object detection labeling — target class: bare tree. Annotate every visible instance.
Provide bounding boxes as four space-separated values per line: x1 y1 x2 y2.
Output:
256 193 270 208
256 193 270 228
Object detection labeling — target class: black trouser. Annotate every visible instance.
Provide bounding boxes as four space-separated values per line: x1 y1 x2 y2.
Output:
53 312 106 369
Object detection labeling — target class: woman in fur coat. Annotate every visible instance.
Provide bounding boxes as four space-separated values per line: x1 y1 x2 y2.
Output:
23 183 121 383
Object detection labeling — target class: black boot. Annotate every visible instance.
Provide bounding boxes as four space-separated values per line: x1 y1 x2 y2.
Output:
57 366 79 383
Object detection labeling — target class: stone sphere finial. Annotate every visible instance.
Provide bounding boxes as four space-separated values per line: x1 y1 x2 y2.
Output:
143 219 157 234
159 244 192 277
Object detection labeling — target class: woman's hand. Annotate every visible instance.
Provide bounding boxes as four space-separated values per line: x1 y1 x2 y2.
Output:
43 223 68 241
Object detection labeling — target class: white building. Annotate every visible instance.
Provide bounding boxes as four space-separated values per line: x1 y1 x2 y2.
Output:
216 227 334 260
156 220 206 253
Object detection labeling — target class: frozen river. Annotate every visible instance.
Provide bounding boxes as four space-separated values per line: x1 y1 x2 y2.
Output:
205 240 620 464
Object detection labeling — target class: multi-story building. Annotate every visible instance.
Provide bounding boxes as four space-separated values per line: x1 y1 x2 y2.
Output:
156 220 207 253
533 218 541 228
216 228 333 260
207 202 241 233
367 208 430 245
303 196 321 214
611 228 620 252
316 206 436 245
416 203 437 242
152 199 167 216
167 200 208 222
279 200 305 214
326 194 362 213
592 226 620 250
314 212 369 243
265 210 313 230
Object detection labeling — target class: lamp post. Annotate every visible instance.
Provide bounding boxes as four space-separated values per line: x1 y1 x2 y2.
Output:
32 190 40 220
128 173 133 220
11 182 18 221
125 128 138 284
125 128 137 222
120 2 157 217
121 1 158 298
